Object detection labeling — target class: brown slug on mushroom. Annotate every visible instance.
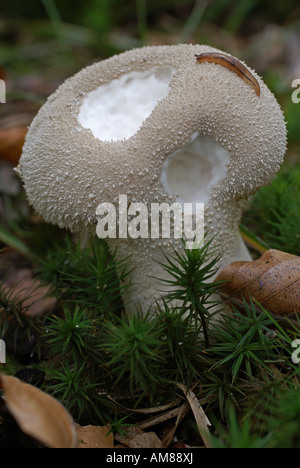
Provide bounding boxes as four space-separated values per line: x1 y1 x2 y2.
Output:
16 44 287 314
195 52 261 96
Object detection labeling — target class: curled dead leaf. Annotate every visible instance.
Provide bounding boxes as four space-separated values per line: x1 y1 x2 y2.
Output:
175 382 212 448
0 126 28 165
0 374 77 448
114 425 144 445
127 432 164 449
114 426 163 448
216 249 300 315
1 269 56 317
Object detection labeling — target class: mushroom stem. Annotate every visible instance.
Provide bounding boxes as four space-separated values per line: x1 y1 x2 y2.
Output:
105 195 252 314
107 237 175 313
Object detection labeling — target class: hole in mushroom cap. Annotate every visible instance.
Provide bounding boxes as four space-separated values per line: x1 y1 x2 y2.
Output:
160 133 231 208
78 66 176 142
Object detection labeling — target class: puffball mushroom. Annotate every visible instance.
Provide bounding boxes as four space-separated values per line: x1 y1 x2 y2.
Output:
17 44 287 313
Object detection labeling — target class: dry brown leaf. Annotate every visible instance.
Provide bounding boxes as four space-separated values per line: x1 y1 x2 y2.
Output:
107 394 179 414
114 425 164 449
0 374 77 448
138 405 187 431
0 126 27 165
161 402 190 448
216 249 300 315
114 426 144 445
127 432 164 449
1 269 56 317
175 383 212 449
76 425 114 449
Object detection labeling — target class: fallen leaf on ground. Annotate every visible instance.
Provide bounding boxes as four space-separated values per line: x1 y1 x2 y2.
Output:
128 432 164 449
115 425 163 448
216 249 300 315
114 426 144 445
175 382 212 448
76 425 114 448
0 126 27 165
1 269 56 317
0 374 77 448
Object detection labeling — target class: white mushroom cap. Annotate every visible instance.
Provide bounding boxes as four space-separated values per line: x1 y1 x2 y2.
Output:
17 44 287 312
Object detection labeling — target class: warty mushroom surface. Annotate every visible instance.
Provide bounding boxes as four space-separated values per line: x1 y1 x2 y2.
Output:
17 44 287 313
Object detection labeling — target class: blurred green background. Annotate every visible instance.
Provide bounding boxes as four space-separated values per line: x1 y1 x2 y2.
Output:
1 0 299 142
